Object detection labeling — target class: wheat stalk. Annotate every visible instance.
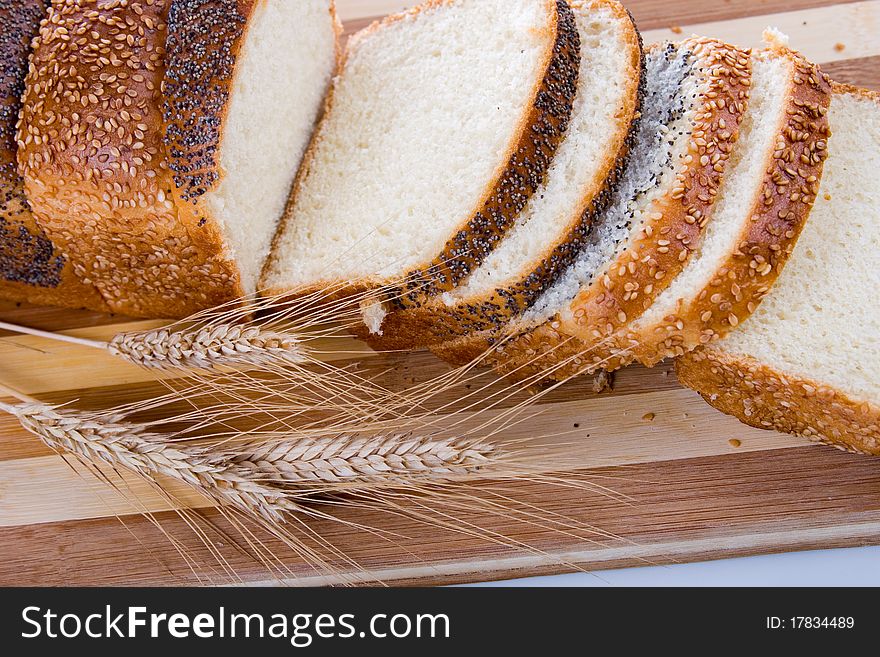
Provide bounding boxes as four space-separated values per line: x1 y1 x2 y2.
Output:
107 324 306 370
0 320 306 371
205 434 496 488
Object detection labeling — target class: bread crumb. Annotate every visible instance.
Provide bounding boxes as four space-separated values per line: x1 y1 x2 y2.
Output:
642 412 656 422
824 193 832 201
834 42 846 52
592 369 614 394
728 438 742 448
360 299 387 336
763 27 790 47
670 25 682 34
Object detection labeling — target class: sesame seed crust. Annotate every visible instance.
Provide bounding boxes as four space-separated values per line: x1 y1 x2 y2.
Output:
461 37 754 383
0 0 108 310
393 0 581 307
627 45 832 367
676 347 880 456
363 0 644 352
17 0 253 318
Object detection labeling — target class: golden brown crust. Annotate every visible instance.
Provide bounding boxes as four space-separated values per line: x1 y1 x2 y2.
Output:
18 0 246 318
363 0 643 352
430 331 503 368
624 45 832 366
676 348 880 456
439 38 754 381
0 0 108 311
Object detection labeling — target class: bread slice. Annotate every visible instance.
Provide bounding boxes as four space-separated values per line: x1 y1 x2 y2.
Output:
261 0 581 307
0 0 109 311
436 38 752 378
599 39 833 367
361 0 643 351
677 85 880 455
18 0 339 318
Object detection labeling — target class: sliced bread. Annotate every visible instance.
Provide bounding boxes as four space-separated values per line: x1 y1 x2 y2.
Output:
677 85 880 455
0 0 108 311
436 37 753 378
18 0 339 318
596 38 833 367
362 0 644 351
261 0 581 307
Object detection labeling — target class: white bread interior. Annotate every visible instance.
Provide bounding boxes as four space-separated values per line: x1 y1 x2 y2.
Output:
262 0 557 290
714 89 880 403
441 2 637 305
629 53 791 340
209 0 338 295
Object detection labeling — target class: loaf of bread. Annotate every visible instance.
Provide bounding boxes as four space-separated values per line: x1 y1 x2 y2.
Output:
15 0 339 318
0 0 109 310
362 0 644 352
677 85 880 455
435 37 753 377
261 0 580 308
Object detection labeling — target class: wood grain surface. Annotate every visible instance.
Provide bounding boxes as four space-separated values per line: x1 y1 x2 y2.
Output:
1 0 879 586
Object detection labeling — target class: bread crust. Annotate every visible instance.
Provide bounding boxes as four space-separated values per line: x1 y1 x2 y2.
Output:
163 0 341 297
0 0 108 311
623 45 832 366
363 0 644 351
676 348 880 456
18 0 240 318
450 38 754 382
260 0 579 307
17 0 339 318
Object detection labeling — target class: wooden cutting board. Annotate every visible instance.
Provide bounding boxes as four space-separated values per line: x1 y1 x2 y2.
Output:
2 0 880 586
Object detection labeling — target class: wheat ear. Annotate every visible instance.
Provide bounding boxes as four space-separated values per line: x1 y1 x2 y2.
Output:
0 320 306 370
107 325 306 369
0 391 303 521
0 382 499 520
205 434 496 488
